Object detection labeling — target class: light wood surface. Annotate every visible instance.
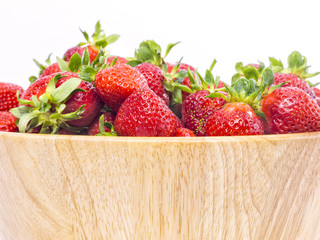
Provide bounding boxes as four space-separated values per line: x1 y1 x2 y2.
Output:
0 132 320 240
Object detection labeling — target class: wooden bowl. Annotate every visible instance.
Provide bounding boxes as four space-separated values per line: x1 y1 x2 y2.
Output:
0 132 320 240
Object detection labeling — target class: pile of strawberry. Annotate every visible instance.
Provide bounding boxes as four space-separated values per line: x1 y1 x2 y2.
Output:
1 22 320 137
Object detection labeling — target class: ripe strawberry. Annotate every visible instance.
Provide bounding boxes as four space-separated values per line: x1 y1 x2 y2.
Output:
114 88 182 136
206 102 264 136
205 67 278 136
95 64 149 112
261 87 320 134
0 83 24 112
0 111 18 132
174 128 196 137
311 87 320 105
12 72 101 133
63 21 119 63
135 62 169 105
272 72 316 99
64 45 98 62
182 90 226 136
88 112 115 136
40 63 61 78
106 56 128 66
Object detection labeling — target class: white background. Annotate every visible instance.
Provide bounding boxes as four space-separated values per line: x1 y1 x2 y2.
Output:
1 0 320 89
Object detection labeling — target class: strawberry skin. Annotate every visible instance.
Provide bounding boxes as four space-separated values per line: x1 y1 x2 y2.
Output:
95 64 149 112
261 87 320 134
106 56 128 66
40 63 61 78
0 111 18 132
88 112 115 136
63 45 98 62
114 88 182 136
135 62 170 105
273 73 316 99
22 72 101 127
0 82 24 112
175 128 196 137
206 102 264 136
182 90 226 136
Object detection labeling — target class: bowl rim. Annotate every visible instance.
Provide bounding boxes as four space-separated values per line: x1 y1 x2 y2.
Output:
1 131 320 144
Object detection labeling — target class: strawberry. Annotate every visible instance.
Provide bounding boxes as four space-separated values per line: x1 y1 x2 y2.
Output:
40 63 61 78
206 102 264 136
181 68 227 136
261 87 320 134
0 111 18 132
0 82 24 112
88 112 116 136
135 62 169 105
182 90 226 136
11 72 101 133
311 87 320 105
114 88 182 136
106 56 128 66
205 67 277 136
95 64 149 112
272 72 316 99
63 21 119 63
174 128 196 137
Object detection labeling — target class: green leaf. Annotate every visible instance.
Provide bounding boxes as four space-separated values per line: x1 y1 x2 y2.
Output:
95 21 102 36
175 84 194 93
51 78 83 103
172 88 182 104
80 28 90 42
127 60 142 67
59 105 85 121
261 67 274 88
209 59 217 72
106 34 120 45
68 52 82 73
173 70 188 79
33 59 46 70
243 66 259 81
288 51 305 69
81 47 90 66
136 46 154 62
235 62 244 74
45 53 52 65
56 57 69 72
205 70 215 87
269 57 283 68
254 110 266 121
231 73 241 85
29 76 37 84
18 112 39 133
164 42 180 58
163 81 175 92
206 92 227 101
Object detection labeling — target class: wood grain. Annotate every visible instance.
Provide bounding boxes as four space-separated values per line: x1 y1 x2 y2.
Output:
0 132 320 240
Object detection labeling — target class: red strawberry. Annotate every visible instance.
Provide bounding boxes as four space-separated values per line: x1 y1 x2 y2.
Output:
135 62 170 105
182 90 226 136
311 87 320 105
17 71 101 131
88 112 115 136
261 87 320 134
0 111 18 132
95 64 149 112
106 56 128 66
40 62 61 78
114 88 182 136
0 83 24 112
63 45 98 62
206 102 264 136
272 72 316 99
63 21 119 63
174 128 196 137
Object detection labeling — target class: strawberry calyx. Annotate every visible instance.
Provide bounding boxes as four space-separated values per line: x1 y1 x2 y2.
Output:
95 114 117 136
223 67 284 120
29 54 55 83
10 74 86 134
234 61 265 82
77 21 120 52
269 51 320 81
127 40 180 68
